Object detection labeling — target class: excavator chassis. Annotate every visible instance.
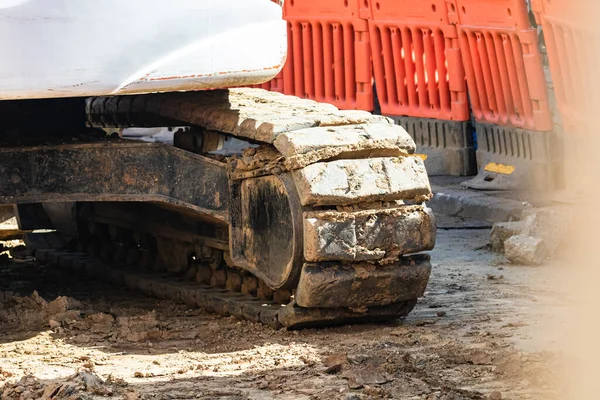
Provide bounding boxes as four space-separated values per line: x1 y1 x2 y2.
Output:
3 88 437 329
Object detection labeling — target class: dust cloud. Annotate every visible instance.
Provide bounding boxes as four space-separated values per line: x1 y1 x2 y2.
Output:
552 1 600 398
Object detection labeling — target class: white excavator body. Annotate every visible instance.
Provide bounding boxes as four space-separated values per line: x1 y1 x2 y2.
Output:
0 0 286 100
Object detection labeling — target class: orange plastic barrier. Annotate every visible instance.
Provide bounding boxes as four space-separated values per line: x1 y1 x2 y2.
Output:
367 0 469 121
450 0 553 131
532 0 598 136
281 0 373 110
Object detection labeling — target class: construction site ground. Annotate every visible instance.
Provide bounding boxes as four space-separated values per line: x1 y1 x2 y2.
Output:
0 211 570 400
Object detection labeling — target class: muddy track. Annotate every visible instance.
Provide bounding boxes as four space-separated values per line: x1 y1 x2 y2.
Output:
34 229 428 330
36 88 437 328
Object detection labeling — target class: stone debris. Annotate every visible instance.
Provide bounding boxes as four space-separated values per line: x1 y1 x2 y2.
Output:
0 292 49 330
48 310 83 328
323 353 348 374
490 221 525 253
45 296 86 329
0 371 128 399
343 365 392 388
489 207 570 265
521 208 565 256
504 235 547 266
31 291 47 307
47 296 83 317
0 290 168 342
116 311 162 342
88 312 115 333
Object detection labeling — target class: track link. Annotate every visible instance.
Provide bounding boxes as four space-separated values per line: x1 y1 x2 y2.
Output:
35 243 424 329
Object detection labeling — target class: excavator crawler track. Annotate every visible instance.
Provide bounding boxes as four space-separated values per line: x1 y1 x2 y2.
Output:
35 244 424 329
14 88 436 328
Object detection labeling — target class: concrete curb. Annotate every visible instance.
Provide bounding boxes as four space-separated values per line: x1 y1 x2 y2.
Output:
427 187 532 223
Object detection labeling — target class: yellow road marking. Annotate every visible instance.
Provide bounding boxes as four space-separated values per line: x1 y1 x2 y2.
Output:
484 162 515 175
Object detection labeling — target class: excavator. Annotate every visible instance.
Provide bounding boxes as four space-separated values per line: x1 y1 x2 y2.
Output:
0 0 436 328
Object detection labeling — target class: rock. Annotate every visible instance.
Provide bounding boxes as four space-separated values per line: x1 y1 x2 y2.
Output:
31 291 47 307
48 319 61 329
77 371 103 389
88 313 115 333
490 221 524 252
117 311 160 342
489 391 502 400
303 206 435 262
293 156 432 206
47 297 68 316
47 296 83 317
41 383 63 399
3 371 122 400
504 235 547 265
521 208 566 255
89 313 114 325
50 310 83 326
323 353 348 374
344 366 391 387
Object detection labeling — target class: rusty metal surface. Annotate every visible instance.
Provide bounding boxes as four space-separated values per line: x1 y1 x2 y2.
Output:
229 173 305 290
0 141 229 222
90 202 229 250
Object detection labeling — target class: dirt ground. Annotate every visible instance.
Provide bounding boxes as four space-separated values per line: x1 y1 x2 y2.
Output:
0 215 570 400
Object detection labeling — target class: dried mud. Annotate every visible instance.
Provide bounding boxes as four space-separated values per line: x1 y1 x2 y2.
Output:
0 222 568 399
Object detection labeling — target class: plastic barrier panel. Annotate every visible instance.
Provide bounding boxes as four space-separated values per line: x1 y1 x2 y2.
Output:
532 0 600 192
282 0 373 110
393 117 476 176
450 0 553 131
464 123 556 190
532 0 598 136
368 0 469 121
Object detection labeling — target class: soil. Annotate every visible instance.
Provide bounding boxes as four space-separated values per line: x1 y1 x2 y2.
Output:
0 217 569 399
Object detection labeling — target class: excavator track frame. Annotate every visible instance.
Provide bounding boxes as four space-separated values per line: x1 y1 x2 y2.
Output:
7 88 437 328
